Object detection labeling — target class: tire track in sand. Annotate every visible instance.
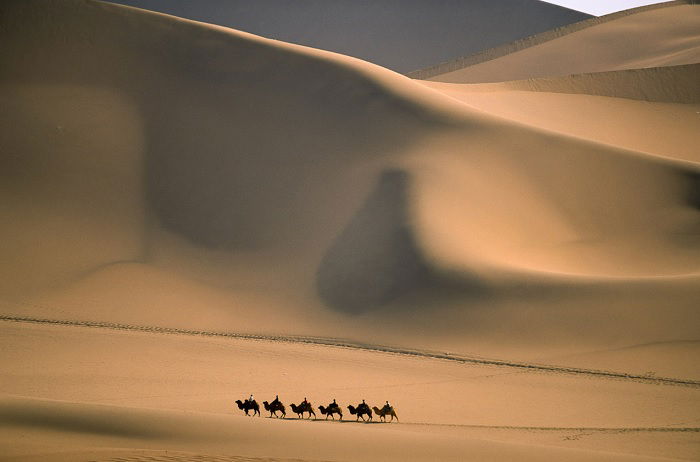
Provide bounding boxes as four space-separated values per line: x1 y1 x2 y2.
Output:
1 314 699 388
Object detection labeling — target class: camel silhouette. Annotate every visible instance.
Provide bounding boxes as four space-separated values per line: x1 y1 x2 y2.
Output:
290 401 316 419
372 405 399 422
347 402 372 421
263 400 286 418
318 402 343 420
235 399 260 417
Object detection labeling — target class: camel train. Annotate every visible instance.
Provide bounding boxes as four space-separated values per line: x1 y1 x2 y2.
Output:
235 396 397 423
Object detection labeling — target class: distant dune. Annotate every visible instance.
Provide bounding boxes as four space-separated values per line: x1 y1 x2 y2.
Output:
435 64 700 104
412 0 700 82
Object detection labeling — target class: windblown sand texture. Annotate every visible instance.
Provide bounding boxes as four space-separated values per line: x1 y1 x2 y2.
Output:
1 1 699 461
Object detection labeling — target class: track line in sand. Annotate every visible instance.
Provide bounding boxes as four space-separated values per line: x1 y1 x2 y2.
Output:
1 315 699 388
399 423 700 433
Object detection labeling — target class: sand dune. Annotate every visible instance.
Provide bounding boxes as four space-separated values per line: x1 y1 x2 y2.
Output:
1 0 699 459
2 0 698 319
415 1 700 82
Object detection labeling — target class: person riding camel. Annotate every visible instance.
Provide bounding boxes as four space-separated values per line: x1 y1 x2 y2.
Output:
248 394 254 403
383 400 392 412
272 394 280 405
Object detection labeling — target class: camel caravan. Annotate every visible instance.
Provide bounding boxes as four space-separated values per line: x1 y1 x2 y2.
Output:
235 395 398 423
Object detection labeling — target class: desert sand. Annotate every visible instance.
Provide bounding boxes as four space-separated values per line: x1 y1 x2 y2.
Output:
1 0 699 461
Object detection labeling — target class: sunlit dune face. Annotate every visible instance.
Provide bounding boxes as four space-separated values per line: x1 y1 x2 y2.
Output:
408 133 700 279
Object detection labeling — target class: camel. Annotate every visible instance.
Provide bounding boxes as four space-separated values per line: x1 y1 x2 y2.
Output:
372 405 399 422
263 400 286 418
318 402 343 420
235 399 260 417
347 401 373 421
290 400 316 419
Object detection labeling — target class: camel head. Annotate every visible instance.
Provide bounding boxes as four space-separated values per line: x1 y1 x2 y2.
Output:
372 406 381 414
235 400 244 409
318 405 327 414
347 405 357 414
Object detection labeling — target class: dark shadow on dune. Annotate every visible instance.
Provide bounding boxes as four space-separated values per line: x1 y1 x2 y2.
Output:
684 170 700 210
140 41 434 250
674 169 700 248
0 401 168 439
316 170 431 314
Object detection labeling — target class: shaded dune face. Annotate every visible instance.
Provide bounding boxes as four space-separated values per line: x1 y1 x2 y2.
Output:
142 61 426 249
316 170 430 313
0 0 438 253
